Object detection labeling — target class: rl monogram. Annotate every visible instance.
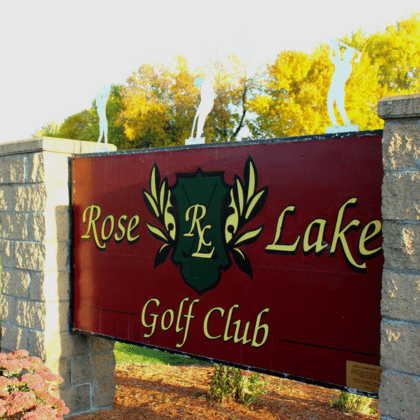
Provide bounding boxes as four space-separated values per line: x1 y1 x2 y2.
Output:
183 204 215 259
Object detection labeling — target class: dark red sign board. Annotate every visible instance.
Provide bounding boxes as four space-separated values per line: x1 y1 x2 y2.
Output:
72 132 383 396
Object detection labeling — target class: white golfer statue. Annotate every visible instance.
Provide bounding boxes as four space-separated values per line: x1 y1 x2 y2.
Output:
186 78 214 145
94 84 111 152
326 39 361 133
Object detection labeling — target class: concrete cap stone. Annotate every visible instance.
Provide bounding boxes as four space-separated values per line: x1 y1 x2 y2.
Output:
0 138 117 156
378 94 420 120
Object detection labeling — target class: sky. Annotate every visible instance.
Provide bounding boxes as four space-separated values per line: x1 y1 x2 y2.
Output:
1 0 419 142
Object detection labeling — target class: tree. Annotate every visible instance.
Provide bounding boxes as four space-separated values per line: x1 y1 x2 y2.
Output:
119 55 261 147
248 14 419 138
33 84 129 149
248 46 384 138
58 109 94 140
90 84 129 149
32 121 62 138
204 54 262 142
119 56 198 148
33 15 420 146
248 49 332 138
342 13 420 95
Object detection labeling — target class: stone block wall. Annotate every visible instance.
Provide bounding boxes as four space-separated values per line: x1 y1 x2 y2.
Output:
378 94 420 420
0 138 117 417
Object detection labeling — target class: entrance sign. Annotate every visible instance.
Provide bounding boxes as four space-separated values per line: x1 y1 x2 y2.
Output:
72 131 383 396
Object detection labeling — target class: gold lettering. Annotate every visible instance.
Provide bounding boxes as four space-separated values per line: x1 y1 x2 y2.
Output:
176 298 200 348
141 298 160 338
330 197 364 270
224 304 239 342
127 215 140 243
101 215 115 242
114 215 128 242
265 206 300 253
175 298 189 334
303 219 328 254
203 307 225 340
161 309 174 331
81 204 105 250
252 308 270 348
233 319 252 345
359 220 382 256
184 204 215 258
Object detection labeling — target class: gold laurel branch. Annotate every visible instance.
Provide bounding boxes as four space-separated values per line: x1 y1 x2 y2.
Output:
245 189 267 221
234 226 264 247
243 157 257 204
150 163 160 204
163 190 176 241
159 179 167 214
231 247 253 279
154 243 172 269
234 176 245 217
224 157 268 247
242 157 268 222
144 164 176 246
143 190 160 219
146 222 169 243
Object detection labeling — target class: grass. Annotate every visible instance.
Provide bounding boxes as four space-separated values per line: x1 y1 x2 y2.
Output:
330 391 375 414
114 341 208 366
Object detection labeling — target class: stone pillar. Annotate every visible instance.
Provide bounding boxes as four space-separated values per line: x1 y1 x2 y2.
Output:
0 138 117 417
378 94 420 420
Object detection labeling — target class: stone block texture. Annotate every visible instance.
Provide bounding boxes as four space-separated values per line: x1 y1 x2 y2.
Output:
382 171 420 221
379 370 420 420
379 94 420 420
381 322 420 375
0 138 117 418
382 270 420 322
382 222 420 272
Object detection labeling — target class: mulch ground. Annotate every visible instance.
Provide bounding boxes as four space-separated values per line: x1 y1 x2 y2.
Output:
71 364 379 419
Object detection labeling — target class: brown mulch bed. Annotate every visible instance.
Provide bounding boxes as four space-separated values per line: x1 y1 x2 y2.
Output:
71 364 379 419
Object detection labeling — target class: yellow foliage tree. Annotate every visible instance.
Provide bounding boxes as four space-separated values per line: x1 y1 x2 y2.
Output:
343 13 420 94
119 56 197 148
249 14 419 139
119 55 260 147
248 49 332 138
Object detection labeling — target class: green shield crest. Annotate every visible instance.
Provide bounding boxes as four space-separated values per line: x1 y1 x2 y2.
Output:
143 157 268 296
170 170 230 295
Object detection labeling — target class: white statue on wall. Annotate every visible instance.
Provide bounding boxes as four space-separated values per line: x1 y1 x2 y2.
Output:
326 39 361 134
94 84 111 152
185 78 214 145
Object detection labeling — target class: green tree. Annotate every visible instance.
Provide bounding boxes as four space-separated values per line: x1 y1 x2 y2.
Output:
58 109 94 140
32 121 62 138
34 84 129 149
89 84 129 149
